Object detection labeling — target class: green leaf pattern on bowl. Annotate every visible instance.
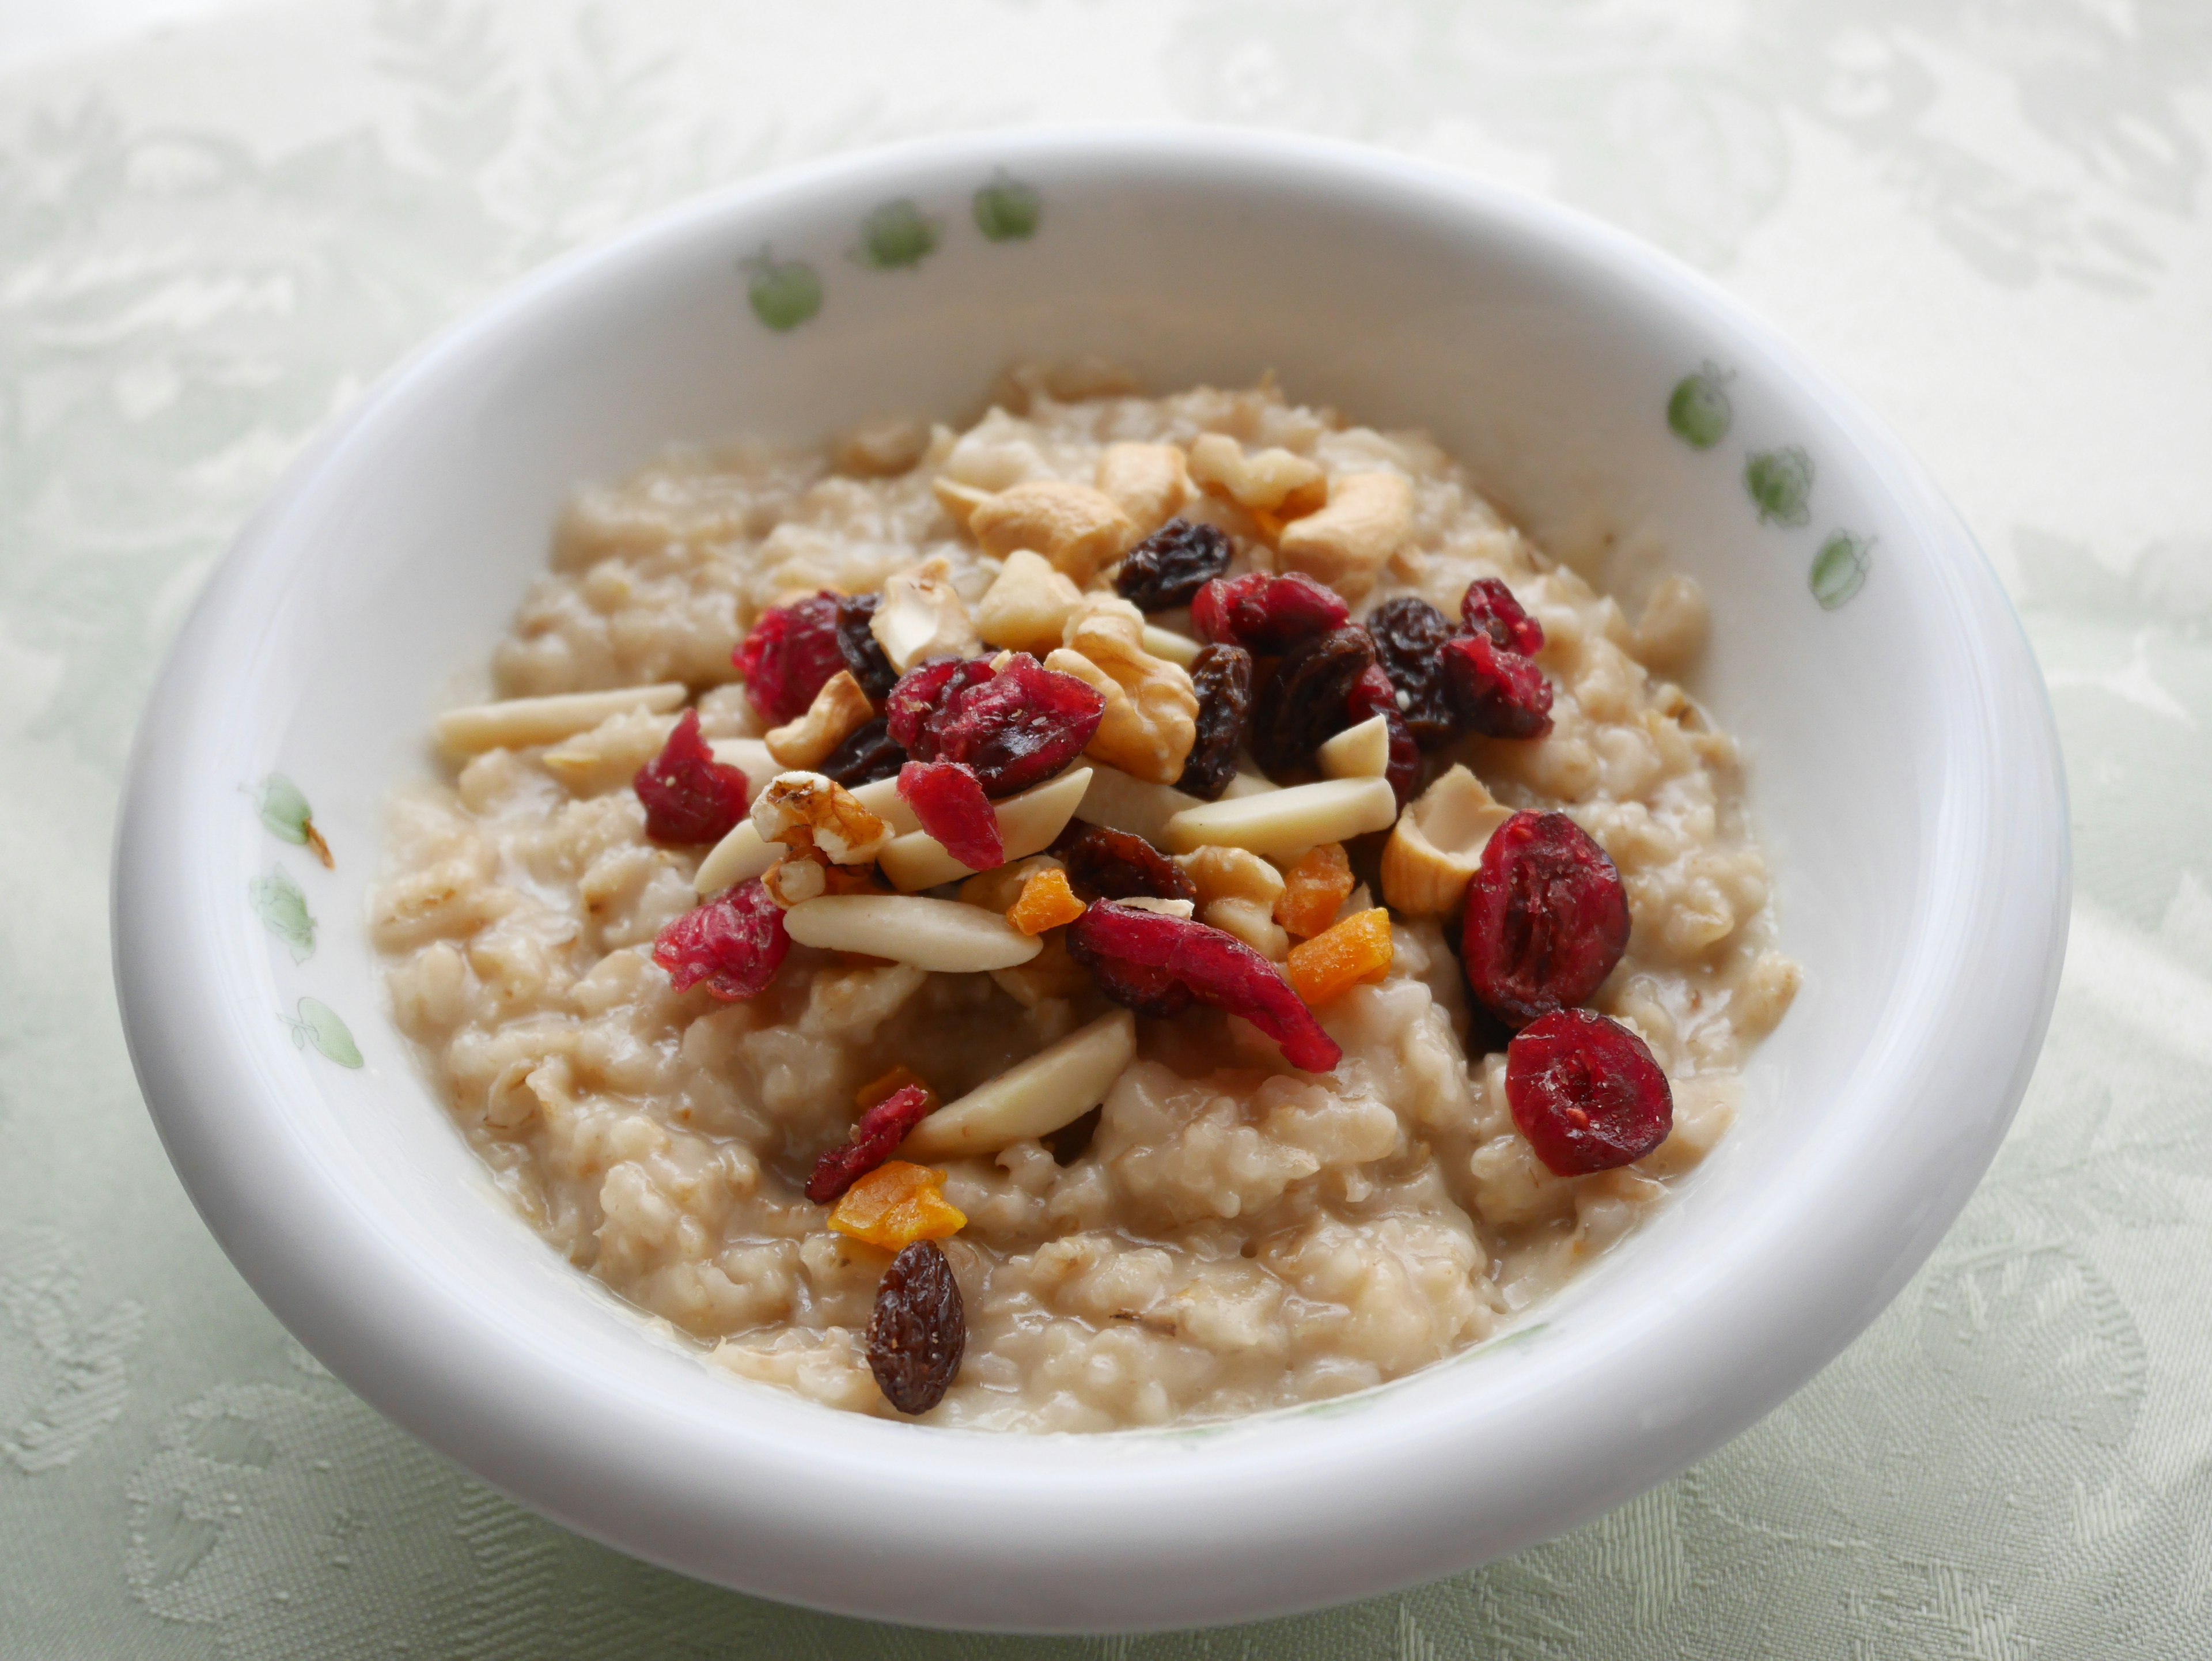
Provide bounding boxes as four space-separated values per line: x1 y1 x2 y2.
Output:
1810 531 1873 609
972 172 1042 241
1745 446 1815 527
740 247 822 332
1666 362 1733 449
249 865 315 963
283 997 362 1069
851 198 940 270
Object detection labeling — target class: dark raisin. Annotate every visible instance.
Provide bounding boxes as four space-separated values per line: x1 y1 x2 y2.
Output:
1346 664 1423 809
867 1239 965 1415
1065 922 1196 1017
1363 595 1461 750
1054 822 1198 903
1115 519 1233 611
1441 633 1554 740
819 717 906 786
1506 1009 1672 1175
835 593 899 704
1462 577 1546 656
1175 644 1253 800
1461 811 1631 1026
1249 625 1376 778
1043 1105 1103 1166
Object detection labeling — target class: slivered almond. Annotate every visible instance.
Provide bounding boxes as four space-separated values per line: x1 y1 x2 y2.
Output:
1139 625 1201 668
434 684 687 756
1316 714 1391 780
1074 765 1204 844
708 737 779 793
783 894 1041 972
1116 897 1194 918
694 773 919 896
879 767 1092 891
900 1011 1136 1159
1161 776 1397 860
1218 770 1280 799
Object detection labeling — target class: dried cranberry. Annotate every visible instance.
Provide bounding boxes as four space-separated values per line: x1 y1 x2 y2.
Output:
835 593 899 704
1115 519 1233 611
1176 644 1253 800
652 878 789 1001
632 709 749 844
1363 595 1460 750
1346 664 1423 808
868 1239 965 1416
1067 903 1343 1071
1250 625 1376 778
1462 577 1546 656
732 592 844 726
1441 632 1554 740
1191 571 1350 653
820 716 906 786
1506 1009 1672 1175
806 1084 936 1202
1053 822 1196 903
1461 811 1630 1027
1065 927 1196 1018
885 653 1105 797
897 761 1003 871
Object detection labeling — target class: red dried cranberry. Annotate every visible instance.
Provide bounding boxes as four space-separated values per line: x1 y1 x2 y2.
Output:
1065 926 1196 1019
820 716 906 786
1346 664 1423 808
1067 903 1343 1071
1506 1009 1672 1175
1175 643 1253 800
732 592 845 726
885 653 1105 798
632 709 749 844
1462 577 1546 656
835 593 899 704
652 878 789 1001
1363 595 1460 750
1191 571 1350 653
868 1239 965 1415
1461 811 1630 1027
1250 626 1376 778
1053 822 1197 903
1116 519 1233 611
897 761 1003 871
806 1084 937 1202
1441 632 1554 740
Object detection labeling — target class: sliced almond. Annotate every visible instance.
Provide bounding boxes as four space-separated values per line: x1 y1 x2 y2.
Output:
1316 714 1391 780
1074 764 1204 844
1380 764 1513 917
900 1010 1136 1160
1219 769 1281 799
783 894 1041 972
877 767 1092 892
695 773 919 896
1117 896 1194 918
434 683 687 756
1161 775 1398 860
1139 624 1202 668
708 737 779 794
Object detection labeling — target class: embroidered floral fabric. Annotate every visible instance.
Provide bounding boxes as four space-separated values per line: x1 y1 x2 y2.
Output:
3 1 2207 1653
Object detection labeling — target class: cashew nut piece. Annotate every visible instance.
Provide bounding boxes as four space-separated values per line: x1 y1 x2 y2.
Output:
871 554 980 672
764 670 876 769
900 1011 1137 1160
1094 441 1192 537
968 480 1137 585
1186 433 1326 514
1380 765 1514 917
975 548 1084 656
1276 472 1415 601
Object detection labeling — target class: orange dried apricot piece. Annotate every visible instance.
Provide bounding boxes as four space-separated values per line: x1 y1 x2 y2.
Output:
828 1160 967 1251
1287 907 1394 1005
1275 842 1354 938
1006 867 1087 936
855 1065 938 1115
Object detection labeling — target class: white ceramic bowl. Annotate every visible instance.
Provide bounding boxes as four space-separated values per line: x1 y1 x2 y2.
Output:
112 128 2067 1632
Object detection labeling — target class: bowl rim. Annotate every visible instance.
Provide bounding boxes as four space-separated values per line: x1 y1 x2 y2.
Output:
111 124 2069 1632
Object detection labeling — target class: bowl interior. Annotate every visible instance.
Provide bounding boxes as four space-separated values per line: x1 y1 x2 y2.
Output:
126 131 2056 1630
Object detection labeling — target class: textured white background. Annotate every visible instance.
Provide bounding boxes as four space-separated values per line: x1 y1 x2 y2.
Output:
3 1 2209 1654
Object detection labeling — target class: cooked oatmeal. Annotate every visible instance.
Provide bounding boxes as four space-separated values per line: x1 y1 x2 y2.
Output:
374 367 1798 1431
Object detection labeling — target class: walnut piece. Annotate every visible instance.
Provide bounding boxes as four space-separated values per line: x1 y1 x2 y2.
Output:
1044 595 1198 785
764 669 876 769
750 770 891 865
1176 844 1287 910
1186 433 1325 515
969 480 1137 585
1275 472 1415 601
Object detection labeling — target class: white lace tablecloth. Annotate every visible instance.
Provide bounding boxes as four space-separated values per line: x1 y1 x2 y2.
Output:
5 2 2208 1653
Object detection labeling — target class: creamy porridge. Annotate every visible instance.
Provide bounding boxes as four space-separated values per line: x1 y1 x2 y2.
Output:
373 366 1798 1431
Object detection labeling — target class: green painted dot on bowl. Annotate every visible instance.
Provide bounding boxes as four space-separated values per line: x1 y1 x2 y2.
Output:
1745 445 1814 527
852 198 940 270
284 997 362 1069
972 171 1041 241
741 247 822 331
1810 531 1873 610
250 865 316 963
254 773 332 866
1666 362 1733 449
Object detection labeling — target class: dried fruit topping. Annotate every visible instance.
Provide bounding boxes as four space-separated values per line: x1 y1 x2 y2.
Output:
857 1064 938 1114
819 716 907 787
733 592 845 726
897 761 1004 871
1345 664 1422 808
830 1160 967 1252
1250 625 1377 778
1066 903 1343 1071
867 1238 967 1416
807 1084 939 1203
1461 811 1631 1027
1286 907 1394 1005
1190 570 1350 653
1461 577 1546 657
1066 926 1196 1017
885 653 1107 798
1363 596 1460 750
1175 643 1254 801
1006 867 1086 935
1054 822 1198 904
1440 631 1555 740
652 878 789 1000
632 709 750 844
835 593 899 703
1274 842 1355 939
1506 1008 1673 1175
1115 519 1234 612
